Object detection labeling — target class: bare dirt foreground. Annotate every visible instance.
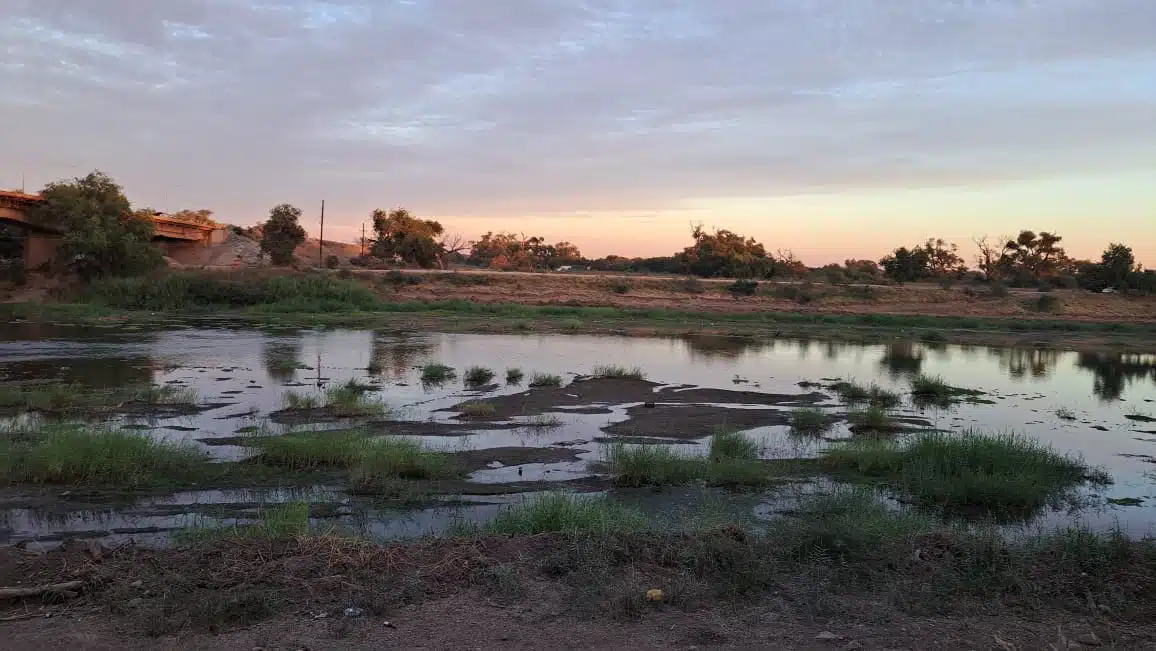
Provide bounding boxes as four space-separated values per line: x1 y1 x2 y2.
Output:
0 541 1143 651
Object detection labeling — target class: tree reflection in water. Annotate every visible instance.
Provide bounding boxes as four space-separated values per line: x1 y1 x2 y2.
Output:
1076 352 1156 402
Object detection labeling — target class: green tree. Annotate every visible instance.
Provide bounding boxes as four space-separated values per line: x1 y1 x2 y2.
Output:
26 170 162 279
1002 230 1067 283
1099 243 1137 291
879 246 931 283
260 204 306 266
370 207 445 269
921 238 966 276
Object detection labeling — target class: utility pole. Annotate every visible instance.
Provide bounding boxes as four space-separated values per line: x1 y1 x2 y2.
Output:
318 199 325 268
361 223 366 255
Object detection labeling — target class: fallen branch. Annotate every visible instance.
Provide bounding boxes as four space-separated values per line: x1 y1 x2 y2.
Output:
0 581 84 600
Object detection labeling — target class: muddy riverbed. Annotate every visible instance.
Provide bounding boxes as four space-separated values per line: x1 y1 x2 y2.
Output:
2 324 1155 549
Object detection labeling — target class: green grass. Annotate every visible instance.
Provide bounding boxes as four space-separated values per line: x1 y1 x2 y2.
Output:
482 493 649 536
528 372 563 388
177 502 311 545
464 366 496 386
821 431 1107 512
847 406 898 432
0 383 120 412
247 431 369 470
708 429 759 461
0 425 208 487
421 363 456 385
85 272 381 313
591 365 647 380
1055 406 1077 421
521 413 564 432
505 368 525 385
323 380 387 417
909 374 980 407
281 390 321 410
605 434 774 488
350 438 459 491
789 407 831 435
133 384 199 405
458 402 496 418
829 380 900 409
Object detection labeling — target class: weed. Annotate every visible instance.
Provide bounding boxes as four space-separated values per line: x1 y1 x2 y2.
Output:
248 431 369 470
0 425 207 487
134 385 199 405
529 373 563 388
178 502 311 545
1055 406 1077 421
560 318 583 331
88 272 381 313
464 366 496 387
604 442 774 488
866 385 903 409
608 280 632 295
790 407 831 435
521 413 564 433
1030 294 1063 313
350 439 459 489
847 406 898 432
483 493 649 536
909 374 976 407
282 390 320 410
821 430 1106 513
421 363 456 385
505 368 525 385
829 380 870 404
458 402 496 419
324 381 387 417
591 365 646 380
708 429 759 461
677 277 705 294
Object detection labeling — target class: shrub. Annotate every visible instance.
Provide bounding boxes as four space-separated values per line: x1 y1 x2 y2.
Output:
677 277 705 294
608 280 631 294
789 408 831 435
505 368 525 385
591 365 646 380
708 429 760 461
529 373 563 388
726 279 758 296
1034 294 1062 313
325 254 341 269
260 204 307 266
464 366 496 387
421 363 456 385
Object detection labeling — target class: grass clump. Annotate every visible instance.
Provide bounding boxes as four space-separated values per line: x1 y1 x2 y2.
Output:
1055 406 1077 421
458 402 496 419
529 372 563 388
0 425 207 487
483 493 649 536
847 406 898 432
789 407 831 435
178 502 311 545
821 430 1106 513
421 363 456 385
505 368 525 385
324 380 386 417
464 366 496 387
282 390 320 410
247 431 369 470
350 438 458 490
708 429 760 461
591 365 646 380
133 384 199 405
829 380 900 409
908 374 981 407
87 272 382 313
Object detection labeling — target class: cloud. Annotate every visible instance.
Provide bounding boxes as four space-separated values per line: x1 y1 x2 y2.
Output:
2 0 1154 230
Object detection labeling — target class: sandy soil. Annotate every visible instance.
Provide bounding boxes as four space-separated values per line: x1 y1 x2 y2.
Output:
373 269 1156 324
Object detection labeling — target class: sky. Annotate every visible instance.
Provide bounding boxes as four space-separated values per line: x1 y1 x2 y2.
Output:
1 0 1154 265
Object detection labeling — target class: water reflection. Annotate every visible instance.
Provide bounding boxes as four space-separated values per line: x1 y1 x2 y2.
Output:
1077 353 1156 402
262 334 304 383
0 356 154 388
368 332 435 378
988 347 1060 380
681 335 772 360
879 341 924 378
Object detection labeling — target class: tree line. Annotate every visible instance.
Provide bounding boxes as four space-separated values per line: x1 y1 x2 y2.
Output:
7 170 1154 295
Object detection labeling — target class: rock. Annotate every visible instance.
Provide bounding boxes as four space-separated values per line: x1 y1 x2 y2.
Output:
841 642 863 650
646 588 663 602
129 580 143 588
1076 633 1101 646
126 598 142 609
816 631 844 642
342 607 364 618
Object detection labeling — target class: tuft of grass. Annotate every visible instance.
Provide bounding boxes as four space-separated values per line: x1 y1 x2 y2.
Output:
591 365 646 380
790 407 831 435
458 402 496 419
421 363 456 385
247 431 369 470
607 280 632 295
282 390 320 410
708 429 760 461
529 372 563 388
821 430 1107 513
324 380 387 417
866 385 902 409
464 366 496 387
847 406 898 432
178 502 311 545
134 384 199 405
908 374 980 407
482 493 649 536
350 438 459 490
604 442 774 488
505 368 525 385
521 413 564 433
829 380 871 404
1055 406 1077 421
0 425 208 487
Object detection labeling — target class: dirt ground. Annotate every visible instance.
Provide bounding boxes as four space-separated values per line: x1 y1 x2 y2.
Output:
373 269 1156 324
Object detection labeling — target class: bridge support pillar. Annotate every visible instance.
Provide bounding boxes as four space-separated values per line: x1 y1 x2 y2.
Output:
24 234 60 270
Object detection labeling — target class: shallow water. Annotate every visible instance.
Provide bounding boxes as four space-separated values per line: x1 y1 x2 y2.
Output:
2 324 1155 547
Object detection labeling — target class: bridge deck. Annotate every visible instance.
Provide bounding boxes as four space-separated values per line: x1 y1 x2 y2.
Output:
0 190 215 241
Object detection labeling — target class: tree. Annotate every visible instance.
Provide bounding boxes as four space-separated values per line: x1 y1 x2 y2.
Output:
370 207 445 269
467 232 582 270
165 209 216 225
26 170 163 279
260 203 306 266
679 225 775 279
879 246 931 283
921 238 966 277
973 235 1013 280
1002 230 1067 283
1099 243 1137 292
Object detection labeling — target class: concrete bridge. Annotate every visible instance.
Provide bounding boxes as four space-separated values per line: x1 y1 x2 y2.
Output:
0 190 225 269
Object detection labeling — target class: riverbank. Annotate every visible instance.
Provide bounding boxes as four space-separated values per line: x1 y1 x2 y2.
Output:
5 267 1156 352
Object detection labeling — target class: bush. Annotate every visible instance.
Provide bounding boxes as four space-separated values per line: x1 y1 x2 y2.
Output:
1034 294 1062 313
988 282 1009 298
86 272 381 312
726 279 758 296
608 280 631 294
677 277 705 294
325 254 341 269
260 204 307 266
